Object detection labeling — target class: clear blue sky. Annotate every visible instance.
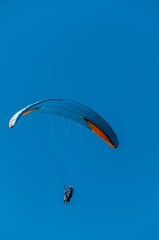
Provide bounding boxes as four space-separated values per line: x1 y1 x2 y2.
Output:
0 0 159 239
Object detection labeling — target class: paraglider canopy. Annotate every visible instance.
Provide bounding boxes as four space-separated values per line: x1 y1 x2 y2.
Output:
9 99 119 148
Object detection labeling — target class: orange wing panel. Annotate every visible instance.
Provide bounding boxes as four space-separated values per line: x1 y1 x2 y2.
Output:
22 109 36 116
22 107 42 116
85 119 116 148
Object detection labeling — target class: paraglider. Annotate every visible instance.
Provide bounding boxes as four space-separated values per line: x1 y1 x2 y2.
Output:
9 98 119 204
63 185 74 204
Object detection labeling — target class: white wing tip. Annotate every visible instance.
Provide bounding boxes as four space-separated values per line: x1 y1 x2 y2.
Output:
9 117 16 128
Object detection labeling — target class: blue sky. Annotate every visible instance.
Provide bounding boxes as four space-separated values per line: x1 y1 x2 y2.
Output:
0 0 159 239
